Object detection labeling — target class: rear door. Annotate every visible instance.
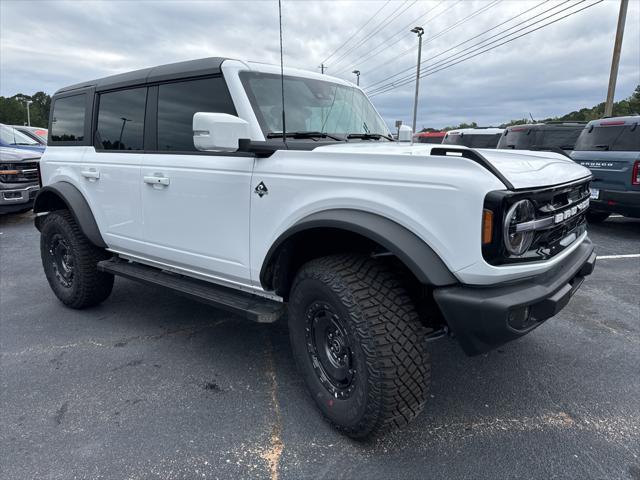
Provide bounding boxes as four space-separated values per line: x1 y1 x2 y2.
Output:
140 76 254 286
572 122 640 193
89 87 146 252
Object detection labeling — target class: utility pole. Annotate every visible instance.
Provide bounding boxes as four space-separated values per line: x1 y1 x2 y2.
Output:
25 100 32 126
352 70 360 86
604 0 628 117
411 26 424 134
319 63 327 74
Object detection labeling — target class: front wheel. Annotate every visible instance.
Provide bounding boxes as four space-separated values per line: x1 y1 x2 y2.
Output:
288 254 431 438
40 210 114 309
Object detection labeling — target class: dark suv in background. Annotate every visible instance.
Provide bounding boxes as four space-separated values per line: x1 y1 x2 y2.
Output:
571 116 640 223
497 122 586 154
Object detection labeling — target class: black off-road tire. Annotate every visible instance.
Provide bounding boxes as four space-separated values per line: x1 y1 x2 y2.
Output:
586 211 610 224
40 210 114 309
288 254 431 438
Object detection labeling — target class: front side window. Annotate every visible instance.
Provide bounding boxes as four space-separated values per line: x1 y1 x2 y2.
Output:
157 77 236 151
240 72 389 138
96 87 146 150
574 124 640 152
51 94 86 142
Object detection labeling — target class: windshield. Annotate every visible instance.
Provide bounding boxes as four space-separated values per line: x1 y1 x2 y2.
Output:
0 124 39 146
444 133 501 149
240 72 389 139
574 124 640 151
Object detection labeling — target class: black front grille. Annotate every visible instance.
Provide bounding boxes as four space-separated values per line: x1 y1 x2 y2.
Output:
483 178 591 265
0 161 39 183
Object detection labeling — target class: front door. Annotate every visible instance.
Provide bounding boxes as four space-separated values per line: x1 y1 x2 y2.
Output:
140 76 253 285
141 153 254 285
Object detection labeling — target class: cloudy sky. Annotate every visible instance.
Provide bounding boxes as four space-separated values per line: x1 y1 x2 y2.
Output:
1 0 638 129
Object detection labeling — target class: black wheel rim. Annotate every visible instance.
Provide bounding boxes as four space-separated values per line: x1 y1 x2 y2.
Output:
49 233 74 288
305 302 356 399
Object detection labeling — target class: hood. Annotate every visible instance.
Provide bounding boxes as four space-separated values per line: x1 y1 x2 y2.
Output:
313 142 591 190
0 146 42 162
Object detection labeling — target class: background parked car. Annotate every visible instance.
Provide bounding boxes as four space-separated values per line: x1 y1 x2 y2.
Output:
11 125 48 145
0 146 41 214
571 115 640 223
414 131 446 144
0 124 46 153
442 127 504 148
497 122 586 154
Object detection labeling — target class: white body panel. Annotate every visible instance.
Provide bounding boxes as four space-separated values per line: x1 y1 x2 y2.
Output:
41 147 143 253
140 153 254 285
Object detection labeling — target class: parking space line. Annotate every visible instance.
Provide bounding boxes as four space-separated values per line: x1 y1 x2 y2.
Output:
597 254 640 260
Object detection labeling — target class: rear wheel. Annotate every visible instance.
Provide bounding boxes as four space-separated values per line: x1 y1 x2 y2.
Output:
586 211 610 223
40 210 114 308
288 254 430 438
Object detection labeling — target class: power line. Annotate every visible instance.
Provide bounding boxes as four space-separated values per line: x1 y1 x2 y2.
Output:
332 0 450 76
338 0 502 78
369 0 604 98
365 0 559 92
330 0 418 70
366 0 578 95
320 0 391 65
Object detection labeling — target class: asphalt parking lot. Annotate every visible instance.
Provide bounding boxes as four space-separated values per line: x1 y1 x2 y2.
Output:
1 212 638 480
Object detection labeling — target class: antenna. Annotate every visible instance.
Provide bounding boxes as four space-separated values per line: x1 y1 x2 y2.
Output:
278 0 287 145
529 112 535 123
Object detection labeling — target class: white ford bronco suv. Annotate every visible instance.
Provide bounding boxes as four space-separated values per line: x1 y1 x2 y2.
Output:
35 57 596 438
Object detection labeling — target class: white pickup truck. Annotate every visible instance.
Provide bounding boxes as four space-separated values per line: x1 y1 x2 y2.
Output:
34 57 596 438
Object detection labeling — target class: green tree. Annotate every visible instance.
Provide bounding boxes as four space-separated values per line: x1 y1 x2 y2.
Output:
0 92 51 127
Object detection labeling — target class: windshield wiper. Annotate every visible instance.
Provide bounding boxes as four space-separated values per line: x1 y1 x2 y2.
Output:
346 133 394 141
593 144 610 151
266 131 343 141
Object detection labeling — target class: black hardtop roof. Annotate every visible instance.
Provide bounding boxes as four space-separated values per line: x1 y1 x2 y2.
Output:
55 57 228 95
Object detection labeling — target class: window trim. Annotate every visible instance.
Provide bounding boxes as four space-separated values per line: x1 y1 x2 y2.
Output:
49 89 93 146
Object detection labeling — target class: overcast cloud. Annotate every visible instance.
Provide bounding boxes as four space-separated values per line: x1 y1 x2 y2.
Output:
1 0 638 129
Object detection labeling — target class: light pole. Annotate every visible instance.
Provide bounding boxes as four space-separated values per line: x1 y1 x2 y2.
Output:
25 100 33 126
605 0 628 117
410 26 424 134
118 117 130 149
352 70 360 86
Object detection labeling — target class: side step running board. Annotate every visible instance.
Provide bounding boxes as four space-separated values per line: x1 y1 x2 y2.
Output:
97 259 285 323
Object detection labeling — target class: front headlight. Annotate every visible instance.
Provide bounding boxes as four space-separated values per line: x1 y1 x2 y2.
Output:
503 199 535 256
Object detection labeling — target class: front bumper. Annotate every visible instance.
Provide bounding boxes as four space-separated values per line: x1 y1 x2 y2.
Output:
433 238 596 356
0 184 39 213
590 189 640 218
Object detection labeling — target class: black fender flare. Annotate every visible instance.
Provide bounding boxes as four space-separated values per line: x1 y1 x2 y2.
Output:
33 182 107 248
260 209 457 289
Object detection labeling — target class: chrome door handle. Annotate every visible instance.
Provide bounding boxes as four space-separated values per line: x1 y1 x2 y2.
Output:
144 175 170 186
81 169 100 181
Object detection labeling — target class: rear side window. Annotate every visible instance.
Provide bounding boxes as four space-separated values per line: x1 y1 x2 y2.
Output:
96 87 147 150
574 124 640 152
51 94 86 142
157 77 236 151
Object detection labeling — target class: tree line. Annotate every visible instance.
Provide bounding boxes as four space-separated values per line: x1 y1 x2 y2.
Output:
0 92 51 128
421 84 640 132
